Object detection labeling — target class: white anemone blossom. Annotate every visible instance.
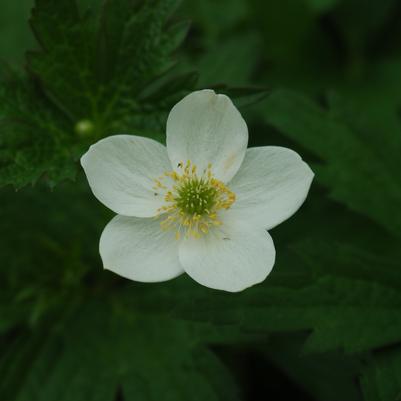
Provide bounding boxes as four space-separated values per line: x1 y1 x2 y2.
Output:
81 90 314 292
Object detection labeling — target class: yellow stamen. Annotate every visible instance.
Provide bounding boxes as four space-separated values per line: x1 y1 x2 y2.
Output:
154 160 235 239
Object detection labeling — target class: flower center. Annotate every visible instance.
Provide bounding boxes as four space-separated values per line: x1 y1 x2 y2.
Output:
154 161 235 239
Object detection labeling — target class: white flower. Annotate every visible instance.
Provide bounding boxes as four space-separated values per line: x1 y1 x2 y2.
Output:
81 90 314 292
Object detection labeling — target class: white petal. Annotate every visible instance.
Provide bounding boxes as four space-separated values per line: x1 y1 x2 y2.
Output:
100 215 183 283
229 146 314 230
81 135 172 217
179 220 275 292
166 90 248 183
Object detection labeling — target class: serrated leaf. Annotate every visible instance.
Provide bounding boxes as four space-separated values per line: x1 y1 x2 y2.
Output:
28 0 190 127
1 0 195 189
262 89 401 239
175 276 401 354
0 70 79 188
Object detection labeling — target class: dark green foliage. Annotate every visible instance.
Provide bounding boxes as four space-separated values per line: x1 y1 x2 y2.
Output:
2 0 401 400
0 0 195 189
173 276 401 354
0 0 35 63
27 0 188 126
0 178 248 400
0 304 241 401
262 90 401 239
262 333 361 401
0 69 79 187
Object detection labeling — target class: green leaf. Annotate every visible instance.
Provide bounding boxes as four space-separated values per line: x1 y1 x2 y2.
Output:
262 89 401 239
291 240 401 290
0 301 241 401
28 0 190 129
0 69 79 188
175 276 401 354
0 0 195 189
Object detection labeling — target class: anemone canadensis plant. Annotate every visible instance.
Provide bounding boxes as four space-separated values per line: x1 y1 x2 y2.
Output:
81 90 314 292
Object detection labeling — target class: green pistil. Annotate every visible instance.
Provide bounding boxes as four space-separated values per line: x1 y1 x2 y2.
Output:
175 178 217 215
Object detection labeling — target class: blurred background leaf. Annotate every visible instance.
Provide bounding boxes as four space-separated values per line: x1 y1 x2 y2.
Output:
2 0 401 400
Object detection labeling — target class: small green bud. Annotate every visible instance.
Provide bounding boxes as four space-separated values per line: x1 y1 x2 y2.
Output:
75 119 95 138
